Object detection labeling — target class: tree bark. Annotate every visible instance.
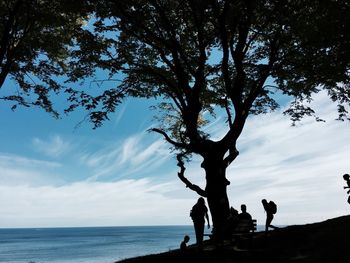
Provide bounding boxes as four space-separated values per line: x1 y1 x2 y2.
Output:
202 154 230 241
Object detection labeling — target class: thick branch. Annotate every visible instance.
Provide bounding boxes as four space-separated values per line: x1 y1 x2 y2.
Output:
224 96 233 128
133 64 184 111
223 147 239 168
0 0 23 65
151 128 189 149
177 153 207 197
243 35 279 112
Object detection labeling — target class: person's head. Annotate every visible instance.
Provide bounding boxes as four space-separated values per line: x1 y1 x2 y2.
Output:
262 199 267 205
241 204 247 213
183 235 190 243
343 174 350 180
197 197 205 205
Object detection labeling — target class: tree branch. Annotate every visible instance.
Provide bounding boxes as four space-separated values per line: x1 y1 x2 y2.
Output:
224 96 233 128
150 128 189 149
223 147 239 168
177 153 207 197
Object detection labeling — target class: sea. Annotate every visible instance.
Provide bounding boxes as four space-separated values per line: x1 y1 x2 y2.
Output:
0 225 267 263
0 226 197 263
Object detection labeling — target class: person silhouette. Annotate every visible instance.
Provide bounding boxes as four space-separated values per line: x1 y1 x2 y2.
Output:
343 174 350 204
190 197 210 246
262 199 278 233
238 204 253 221
343 174 350 194
238 204 253 232
180 235 190 251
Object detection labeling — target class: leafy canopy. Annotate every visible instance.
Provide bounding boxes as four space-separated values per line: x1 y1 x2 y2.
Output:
65 0 349 161
0 0 92 115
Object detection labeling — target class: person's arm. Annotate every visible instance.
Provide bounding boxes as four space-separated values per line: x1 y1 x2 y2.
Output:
205 212 210 228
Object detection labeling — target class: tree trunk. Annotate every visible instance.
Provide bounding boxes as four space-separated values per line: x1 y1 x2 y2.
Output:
202 155 230 241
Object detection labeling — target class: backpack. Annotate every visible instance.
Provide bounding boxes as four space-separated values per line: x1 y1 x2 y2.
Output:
269 201 277 214
190 204 204 220
190 205 198 219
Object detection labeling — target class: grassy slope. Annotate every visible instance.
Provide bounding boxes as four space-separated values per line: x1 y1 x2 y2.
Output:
116 215 350 263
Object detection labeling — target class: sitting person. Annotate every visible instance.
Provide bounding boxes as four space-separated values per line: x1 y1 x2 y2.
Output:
238 204 252 221
180 235 190 251
236 204 253 233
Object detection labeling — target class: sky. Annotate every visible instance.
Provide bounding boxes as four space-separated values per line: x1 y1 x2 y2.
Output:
0 82 349 228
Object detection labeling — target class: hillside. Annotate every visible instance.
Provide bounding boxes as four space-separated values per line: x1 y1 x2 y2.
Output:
117 215 350 263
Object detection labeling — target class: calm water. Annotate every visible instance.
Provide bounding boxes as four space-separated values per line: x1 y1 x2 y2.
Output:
0 226 198 263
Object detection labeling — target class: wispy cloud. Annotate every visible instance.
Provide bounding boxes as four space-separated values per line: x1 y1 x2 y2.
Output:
0 179 192 228
224 92 350 225
32 135 71 158
0 153 63 186
79 131 172 181
1 92 349 228
0 153 61 168
113 101 128 127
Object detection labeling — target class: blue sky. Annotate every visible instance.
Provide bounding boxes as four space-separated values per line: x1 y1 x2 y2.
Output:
0 76 350 228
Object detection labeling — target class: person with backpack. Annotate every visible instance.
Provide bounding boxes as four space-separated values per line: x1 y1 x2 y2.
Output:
262 199 278 233
342 174 350 204
190 197 210 246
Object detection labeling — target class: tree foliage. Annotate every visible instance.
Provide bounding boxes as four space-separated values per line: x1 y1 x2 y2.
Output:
68 0 350 148
2 0 349 234
0 0 92 115
64 2 350 234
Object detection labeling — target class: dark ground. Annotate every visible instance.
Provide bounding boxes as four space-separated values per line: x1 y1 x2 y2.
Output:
116 215 350 263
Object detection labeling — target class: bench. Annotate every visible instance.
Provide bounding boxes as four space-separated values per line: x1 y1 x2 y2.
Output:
231 219 257 248
204 219 257 245
232 218 257 234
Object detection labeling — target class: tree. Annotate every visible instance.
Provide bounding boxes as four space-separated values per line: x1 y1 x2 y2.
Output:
66 0 350 238
0 0 92 115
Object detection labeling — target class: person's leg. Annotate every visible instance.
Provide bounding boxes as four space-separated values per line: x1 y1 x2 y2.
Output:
194 221 200 244
197 221 205 245
266 214 273 231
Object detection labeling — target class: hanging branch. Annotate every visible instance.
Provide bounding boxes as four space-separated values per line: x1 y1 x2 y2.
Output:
151 128 189 149
176 153 207 197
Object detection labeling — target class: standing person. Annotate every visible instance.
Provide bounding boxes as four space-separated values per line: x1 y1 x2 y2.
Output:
342 174 350 204
262 199 278 233
343 174 350 194
190 197 210 246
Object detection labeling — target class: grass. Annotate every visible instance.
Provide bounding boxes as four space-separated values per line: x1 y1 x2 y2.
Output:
116 215 350 263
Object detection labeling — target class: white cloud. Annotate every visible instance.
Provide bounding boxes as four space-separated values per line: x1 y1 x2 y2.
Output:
0 153 61 169
225 92 350 225
1 92 350 228
79 132 171 181
32 135 71 158
0 179 193 228
0 153 62 186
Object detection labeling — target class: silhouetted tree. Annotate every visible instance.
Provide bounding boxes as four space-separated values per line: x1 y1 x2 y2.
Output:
0 0 92 115
65 0 350 237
